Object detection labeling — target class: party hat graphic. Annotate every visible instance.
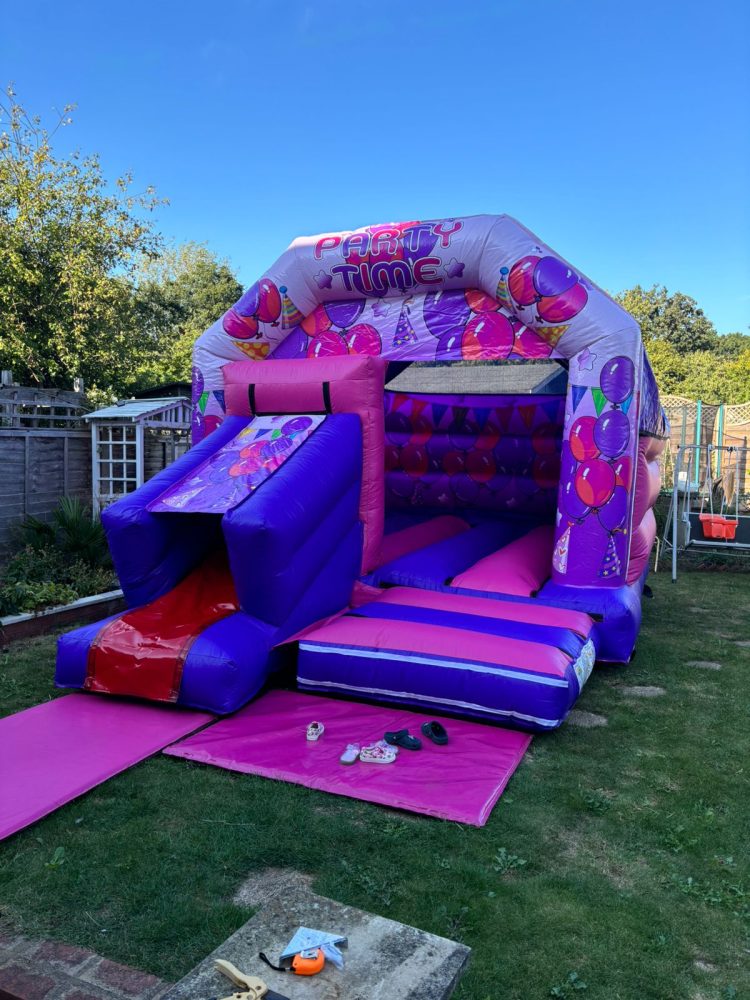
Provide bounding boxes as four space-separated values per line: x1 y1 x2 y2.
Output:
553 525 570 574
599 533 622 579
495 267 513 310
233 340 270 360
536 324 569 347
279 286 304 329
394 305 419 347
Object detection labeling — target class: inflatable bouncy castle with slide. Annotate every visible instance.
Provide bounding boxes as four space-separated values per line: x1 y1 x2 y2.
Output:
56 215 667 731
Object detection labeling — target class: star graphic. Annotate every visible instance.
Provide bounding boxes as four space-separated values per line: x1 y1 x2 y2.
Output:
372 300 390 317
444 258 465 279
578 347 597 372
314 270 333 290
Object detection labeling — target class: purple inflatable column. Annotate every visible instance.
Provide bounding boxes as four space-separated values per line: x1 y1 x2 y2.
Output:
552 340 643 588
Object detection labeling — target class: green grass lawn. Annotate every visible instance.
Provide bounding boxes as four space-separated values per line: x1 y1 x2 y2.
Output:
1 573 748 998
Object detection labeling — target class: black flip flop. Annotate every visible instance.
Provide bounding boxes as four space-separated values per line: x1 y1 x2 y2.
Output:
384 728 422 750
421 721 449 745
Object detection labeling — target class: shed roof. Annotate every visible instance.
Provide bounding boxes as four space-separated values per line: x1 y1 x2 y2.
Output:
84 397 189 422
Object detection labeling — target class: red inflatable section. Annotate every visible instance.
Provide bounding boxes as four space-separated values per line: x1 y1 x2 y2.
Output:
85 553 238 702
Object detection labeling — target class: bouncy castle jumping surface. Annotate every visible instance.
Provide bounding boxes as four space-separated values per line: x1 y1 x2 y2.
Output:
57 215 667 731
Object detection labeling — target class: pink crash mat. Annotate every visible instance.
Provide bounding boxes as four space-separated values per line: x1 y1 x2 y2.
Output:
164 690 531 826
0 694 212 840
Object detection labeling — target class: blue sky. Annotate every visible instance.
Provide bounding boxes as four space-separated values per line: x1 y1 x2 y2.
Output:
3 0 749 333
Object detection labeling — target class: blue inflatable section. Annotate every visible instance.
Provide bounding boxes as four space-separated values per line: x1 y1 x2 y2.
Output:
56 414 363 714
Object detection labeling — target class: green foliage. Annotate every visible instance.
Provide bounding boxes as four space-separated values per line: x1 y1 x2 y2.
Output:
0 574 749 997
616 285 717 353
617 286 750 403
132 242 243 386
0 88 241 399
0 497 116 615
17 496 110 567
0 86 164 396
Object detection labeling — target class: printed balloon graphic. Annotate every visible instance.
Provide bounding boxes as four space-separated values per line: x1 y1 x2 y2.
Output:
385 444 401 471
613 455 632 489
598 485 628 532
223 308 259 340
600 356 635 404
191 408 204 441
575 458 616 508
235 282 261 317
257 280 282 324
435 328 464 361
467 449 497 483
203 414 222 437
301 306 332 336
270 327 307 359
283 416 314 434
325 300 365 329
346 323 381 355
401 443 429 478
461 313 514 360
508 256 541 306
443 449 466 476
562 479 590 520
423 290 471 338
476 417 501 452
389 471 417 500
513 323 554 359
533 454 560 490
191 367 204 404
307 330 348 358
569 416 600 461
386 410 412 447
451 472 481 504
421 473 452 507
410 413 433 445
533 257 578 298
594 409 630 457
465 288 500 313
532 422 560 456
537 283 588 323
448 415 480 449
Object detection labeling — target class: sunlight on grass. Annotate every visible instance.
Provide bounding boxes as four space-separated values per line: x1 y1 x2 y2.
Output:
0 573 748 998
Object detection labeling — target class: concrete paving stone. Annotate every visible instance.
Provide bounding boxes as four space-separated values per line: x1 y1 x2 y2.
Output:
165 875 470 1000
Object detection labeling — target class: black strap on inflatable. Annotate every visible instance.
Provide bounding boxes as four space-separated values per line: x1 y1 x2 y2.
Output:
246 381 332 416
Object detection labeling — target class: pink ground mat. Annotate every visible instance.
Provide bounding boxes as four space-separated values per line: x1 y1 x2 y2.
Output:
164 690 531 826
0 694 212 840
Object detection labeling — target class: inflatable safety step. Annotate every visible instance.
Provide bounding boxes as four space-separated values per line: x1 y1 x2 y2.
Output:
297 587 596 731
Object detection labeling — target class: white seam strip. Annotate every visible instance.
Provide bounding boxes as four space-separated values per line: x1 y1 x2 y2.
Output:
297 676 561 727
298 642 568 688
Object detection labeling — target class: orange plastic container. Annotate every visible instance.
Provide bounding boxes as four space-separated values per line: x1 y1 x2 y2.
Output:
699 514 739 540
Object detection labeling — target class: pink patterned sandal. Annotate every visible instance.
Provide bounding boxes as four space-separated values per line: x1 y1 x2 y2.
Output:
306 721 325 742
359 742 397 764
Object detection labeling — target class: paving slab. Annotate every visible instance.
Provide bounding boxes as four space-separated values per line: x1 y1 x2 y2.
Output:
165 877 470 1000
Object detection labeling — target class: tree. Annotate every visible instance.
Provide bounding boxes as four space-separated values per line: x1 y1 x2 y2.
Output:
615 285 717 353
132 243 242 386
0 86 164 395
713 332 750 359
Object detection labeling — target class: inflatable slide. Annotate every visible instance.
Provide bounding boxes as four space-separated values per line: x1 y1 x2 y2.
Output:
57 215 667 730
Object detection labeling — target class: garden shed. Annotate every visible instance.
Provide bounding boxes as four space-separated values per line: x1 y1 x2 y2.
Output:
85 397 191 513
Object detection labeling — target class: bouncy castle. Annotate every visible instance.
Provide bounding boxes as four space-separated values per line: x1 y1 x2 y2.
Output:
56 215 667 731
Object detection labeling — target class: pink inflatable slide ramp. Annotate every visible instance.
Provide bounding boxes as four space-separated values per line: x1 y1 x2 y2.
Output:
0 695 212 840
164 689 531 826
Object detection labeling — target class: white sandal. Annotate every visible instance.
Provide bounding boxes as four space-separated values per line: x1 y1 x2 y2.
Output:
340 743 360 765
306 721 325 742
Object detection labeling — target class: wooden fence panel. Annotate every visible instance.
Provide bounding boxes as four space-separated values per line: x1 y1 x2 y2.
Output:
0 430 91 555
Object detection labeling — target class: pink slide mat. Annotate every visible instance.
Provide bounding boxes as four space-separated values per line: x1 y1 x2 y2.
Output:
0 695 212 840
164 690 531 826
